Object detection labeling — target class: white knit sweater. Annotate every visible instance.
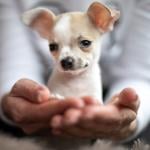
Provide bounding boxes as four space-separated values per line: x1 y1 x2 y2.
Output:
0 0 150 141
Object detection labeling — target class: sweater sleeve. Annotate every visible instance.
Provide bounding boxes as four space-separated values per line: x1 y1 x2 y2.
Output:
104 0 150 141
0 1 46 124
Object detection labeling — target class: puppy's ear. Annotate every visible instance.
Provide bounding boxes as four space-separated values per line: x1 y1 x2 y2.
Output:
87 2 120 33
22 8 56 39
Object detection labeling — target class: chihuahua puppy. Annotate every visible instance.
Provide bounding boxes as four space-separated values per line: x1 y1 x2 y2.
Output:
22 2 119 103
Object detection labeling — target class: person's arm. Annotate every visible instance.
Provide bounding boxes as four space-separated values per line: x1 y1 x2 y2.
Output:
105 0 150 141
0 1 45 124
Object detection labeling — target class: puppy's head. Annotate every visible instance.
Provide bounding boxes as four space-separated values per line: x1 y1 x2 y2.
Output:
22 2 120 74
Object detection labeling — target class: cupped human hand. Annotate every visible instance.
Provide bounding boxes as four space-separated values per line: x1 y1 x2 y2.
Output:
2 78 84 134
50 88 140 141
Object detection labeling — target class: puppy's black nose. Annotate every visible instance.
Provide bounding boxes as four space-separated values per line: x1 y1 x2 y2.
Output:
61 57 74 70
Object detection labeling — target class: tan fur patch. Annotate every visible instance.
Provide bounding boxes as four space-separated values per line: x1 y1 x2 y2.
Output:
69 12 100 40
30 10 55 39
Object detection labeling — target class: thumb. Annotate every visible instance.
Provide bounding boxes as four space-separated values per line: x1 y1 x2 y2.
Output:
11 78 50 103
117 88 140 113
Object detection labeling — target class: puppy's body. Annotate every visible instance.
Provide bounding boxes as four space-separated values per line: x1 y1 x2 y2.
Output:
48 62 102 100
47 12 103 101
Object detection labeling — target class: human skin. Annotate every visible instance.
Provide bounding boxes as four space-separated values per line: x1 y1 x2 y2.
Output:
1 79 140 141
50 88 140 141
1 79 85 134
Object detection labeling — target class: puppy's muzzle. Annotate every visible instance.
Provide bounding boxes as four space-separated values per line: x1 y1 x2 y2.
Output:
61 56 75 70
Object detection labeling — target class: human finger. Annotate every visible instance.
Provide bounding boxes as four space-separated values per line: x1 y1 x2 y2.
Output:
11 78 50 103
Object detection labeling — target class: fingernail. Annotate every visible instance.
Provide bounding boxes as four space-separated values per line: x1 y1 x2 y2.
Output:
37 91 46 102
37 86 50 102
38 85 46 91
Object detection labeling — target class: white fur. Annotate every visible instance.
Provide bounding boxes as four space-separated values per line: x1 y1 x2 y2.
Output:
54 15 71 45
48 63 102 101
48 13 102 102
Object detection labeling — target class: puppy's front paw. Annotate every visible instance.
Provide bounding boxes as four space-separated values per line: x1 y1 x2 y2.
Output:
51 93 64 100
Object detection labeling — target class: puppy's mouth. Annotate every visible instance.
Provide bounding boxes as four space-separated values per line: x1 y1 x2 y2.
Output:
58 57 89 74
61 63 89 73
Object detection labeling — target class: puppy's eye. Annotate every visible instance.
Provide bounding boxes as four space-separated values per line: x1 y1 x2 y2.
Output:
80 40 92 48
49 43 59 52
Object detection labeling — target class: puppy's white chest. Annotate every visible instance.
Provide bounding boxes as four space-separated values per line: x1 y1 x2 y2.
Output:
48 65 102 103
